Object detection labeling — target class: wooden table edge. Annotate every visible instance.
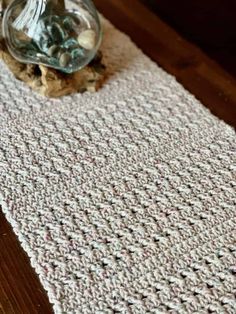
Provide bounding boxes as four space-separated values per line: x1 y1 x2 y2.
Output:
95 0 236 128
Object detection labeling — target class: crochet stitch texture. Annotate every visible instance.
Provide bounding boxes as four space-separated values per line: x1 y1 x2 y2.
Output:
0 18 236 314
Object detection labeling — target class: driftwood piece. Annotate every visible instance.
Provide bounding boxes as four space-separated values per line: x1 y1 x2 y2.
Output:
0 0 106 97
0 40 105 97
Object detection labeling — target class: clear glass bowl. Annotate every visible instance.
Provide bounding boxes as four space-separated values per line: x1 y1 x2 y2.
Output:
2 0 102 73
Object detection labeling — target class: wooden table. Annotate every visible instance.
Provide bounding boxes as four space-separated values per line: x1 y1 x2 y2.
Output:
0 1 235 313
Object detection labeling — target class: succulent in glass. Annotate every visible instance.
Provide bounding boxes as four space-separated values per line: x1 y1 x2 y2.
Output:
2 0 102 73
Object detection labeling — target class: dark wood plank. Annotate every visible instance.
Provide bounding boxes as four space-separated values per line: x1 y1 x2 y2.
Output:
94 0 236 128
0 1 236 313
142 0 236 78
0 211 53 314
143 0 236 48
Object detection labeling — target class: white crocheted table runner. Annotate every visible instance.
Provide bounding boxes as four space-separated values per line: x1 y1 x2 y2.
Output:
0 17 236 314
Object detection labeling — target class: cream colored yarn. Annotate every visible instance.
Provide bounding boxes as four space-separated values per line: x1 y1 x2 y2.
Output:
0 17 236 314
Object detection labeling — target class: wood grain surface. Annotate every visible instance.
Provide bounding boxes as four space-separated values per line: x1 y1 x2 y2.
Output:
95 0 236 128
143 0 236 78
0 1 235 313
0 212 53 314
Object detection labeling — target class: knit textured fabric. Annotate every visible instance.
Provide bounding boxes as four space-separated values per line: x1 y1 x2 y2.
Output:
0 18 236 314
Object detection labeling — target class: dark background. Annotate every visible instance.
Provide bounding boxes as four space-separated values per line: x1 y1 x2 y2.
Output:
143 0 236 77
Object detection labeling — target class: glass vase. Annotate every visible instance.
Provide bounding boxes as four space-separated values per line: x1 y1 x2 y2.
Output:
2 0 102 73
